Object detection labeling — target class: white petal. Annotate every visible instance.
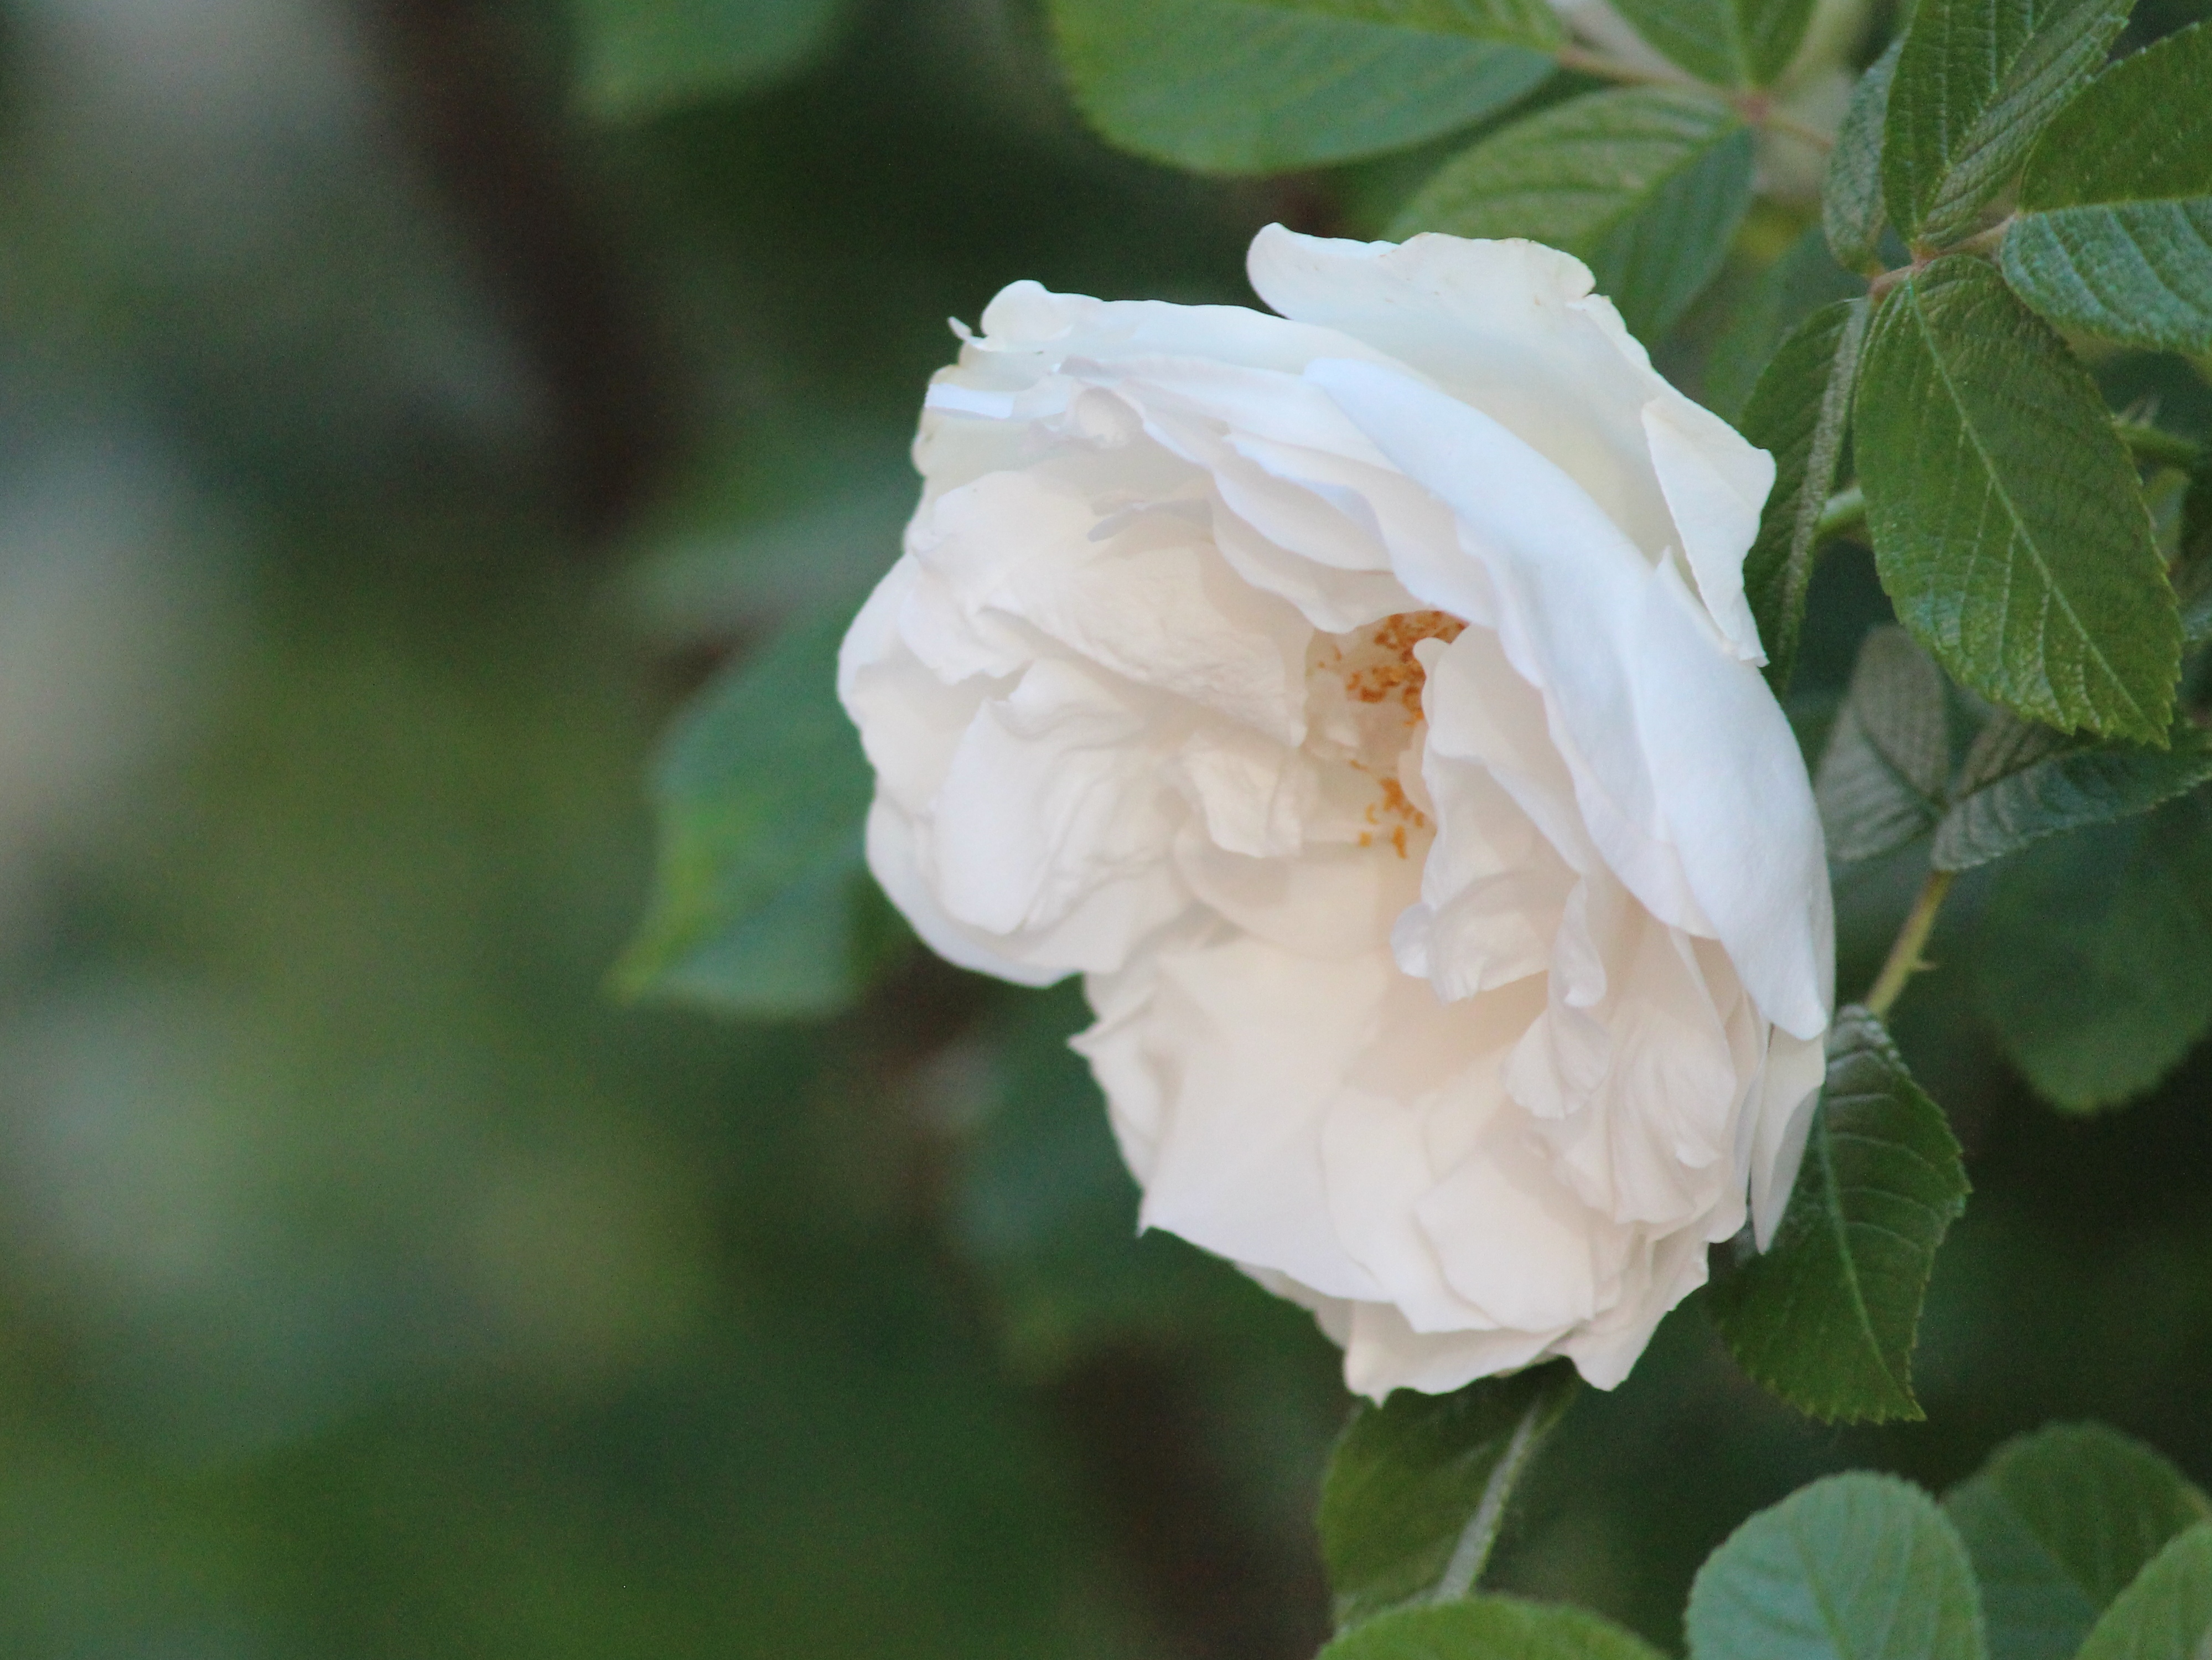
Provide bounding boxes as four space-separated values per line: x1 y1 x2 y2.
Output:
1642 397 1774 661
1310 359 1832 1039
1249 227 1686 566
926 658 1189 971
1342 1302 1562 1400
863 800 1063 988
1174 822 1420 960
1750 1026 1827 1248
1117 936 1400 1304
1556 1227 1711 1388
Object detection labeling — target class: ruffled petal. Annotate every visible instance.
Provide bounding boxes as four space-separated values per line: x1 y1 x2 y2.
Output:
1308 358 1832 1038
1095 935 1400 1304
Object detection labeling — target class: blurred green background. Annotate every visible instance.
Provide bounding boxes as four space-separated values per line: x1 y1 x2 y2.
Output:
0 1 2204 1654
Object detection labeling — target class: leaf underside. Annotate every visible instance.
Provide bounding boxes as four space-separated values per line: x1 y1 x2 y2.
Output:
1931 718 2212 871
1816 623 1951 862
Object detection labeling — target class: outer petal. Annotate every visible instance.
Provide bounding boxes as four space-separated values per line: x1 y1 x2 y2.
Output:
1749 1026 1827 1248
1308 358 1832 1039
1642 397 1773 662
1247 225 1778 652
1086 933 1400 1304
1343 1303 1561 1399
863 800 1063 989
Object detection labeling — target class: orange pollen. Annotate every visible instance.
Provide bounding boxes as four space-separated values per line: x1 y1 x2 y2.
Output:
1341 610 1467 719
1376 777 1429 832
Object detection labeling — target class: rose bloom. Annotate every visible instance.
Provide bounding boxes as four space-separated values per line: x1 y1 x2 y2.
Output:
839 227 1833 1397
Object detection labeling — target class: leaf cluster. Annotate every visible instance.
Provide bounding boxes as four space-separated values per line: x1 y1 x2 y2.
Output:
1044 0 1842 338
1315 1420 2212 1660
1815 625 2212 1110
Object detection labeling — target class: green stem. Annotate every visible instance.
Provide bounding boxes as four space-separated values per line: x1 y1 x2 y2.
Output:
1553 44 1685 87
1864 868 1955 1020
1816 483 1866 541
1549 47 1837 150
1759 110 1836 152
2115 418 2205 470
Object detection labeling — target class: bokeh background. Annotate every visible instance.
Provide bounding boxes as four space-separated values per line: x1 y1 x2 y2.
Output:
0 0 2206 1654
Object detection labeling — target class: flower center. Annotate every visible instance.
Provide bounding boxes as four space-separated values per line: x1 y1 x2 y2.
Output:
1304 610 1465 859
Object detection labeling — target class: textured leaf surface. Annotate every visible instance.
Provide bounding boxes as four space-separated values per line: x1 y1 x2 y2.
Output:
1320 1597 1666 1660
1930 714 2212 870
2074 1527 2212 1660
1393 88 1752 337
2001 23 2212 353
573 0 852 118
1687 1472 1987 1660
1048 0 1561 173
1605 0 1816 86
1737 297 1868 689
615 607 891 1017
1826 39 1902 271
1816 625 1952 861
1855 257 2178 743
1320 1364 1578 1629
1946 1423 2212 1660
1708 1009 1968 1424
1971 797 2212 1110
1882 0 2129 246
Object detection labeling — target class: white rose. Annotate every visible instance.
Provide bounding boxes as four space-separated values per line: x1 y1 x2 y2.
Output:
839 227 1833 1398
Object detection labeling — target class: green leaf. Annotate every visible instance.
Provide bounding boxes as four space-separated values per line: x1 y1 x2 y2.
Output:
1318 1596 1666 1660
1708 225 1866 423
1605 0 1817 86
1319 1364 1579 1630
1970 795 2212 1109
572 0 853 119
1686 1472 1987 1660
1815 624 1952 861
1392 88 1753 338
1881 0 2130 246
2075 1526 2212 1660
1929 712 2212 869
1707 1007 1969 1424
1854 256 2179 743
2000 24 2212 354
1046 0 1562 174
1740 298 1872 689
1945 1423 2212 1660
1826 38 1903 272
614 606 893 1018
